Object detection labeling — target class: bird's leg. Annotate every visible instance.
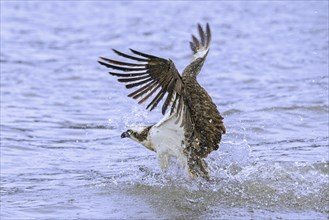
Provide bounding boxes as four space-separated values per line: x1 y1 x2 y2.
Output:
198 158 210 180
186 154 210 180
158 153 169 171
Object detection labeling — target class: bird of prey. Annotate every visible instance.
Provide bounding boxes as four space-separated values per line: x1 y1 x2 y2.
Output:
98 23 226 179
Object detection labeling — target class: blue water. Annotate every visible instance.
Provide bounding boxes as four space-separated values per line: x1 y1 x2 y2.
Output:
1 1 328 219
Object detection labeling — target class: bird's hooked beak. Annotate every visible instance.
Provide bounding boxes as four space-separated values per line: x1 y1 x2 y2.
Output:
121 131 130 138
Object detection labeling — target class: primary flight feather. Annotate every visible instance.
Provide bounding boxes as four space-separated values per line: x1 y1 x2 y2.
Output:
99 23 226 179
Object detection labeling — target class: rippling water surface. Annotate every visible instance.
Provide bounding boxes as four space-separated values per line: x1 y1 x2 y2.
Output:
1 1 328 219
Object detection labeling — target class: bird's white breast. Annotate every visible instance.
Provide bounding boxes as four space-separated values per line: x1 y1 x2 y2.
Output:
148 112 187 169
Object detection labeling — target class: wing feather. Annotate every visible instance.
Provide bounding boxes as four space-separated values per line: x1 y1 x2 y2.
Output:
138 84 161 104
198 24 206 45
98 49 185 117
206 23 211 48
129 48 165 60
112 49 149 62
189 23 211 58
162 80 176 114
109 72 149 77
99 57 144 66
125 77 154 89
117 75 150 83
98 61 147 72
147 88 166 111
128 81 157 99
191 35 200 48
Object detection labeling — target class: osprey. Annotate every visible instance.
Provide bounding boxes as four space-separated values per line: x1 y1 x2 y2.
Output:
99 23 226 179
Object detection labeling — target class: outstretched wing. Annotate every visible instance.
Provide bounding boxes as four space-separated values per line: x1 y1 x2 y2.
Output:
183 24 226 164
189 23 211 60
98 49 184 116
182 23 212 78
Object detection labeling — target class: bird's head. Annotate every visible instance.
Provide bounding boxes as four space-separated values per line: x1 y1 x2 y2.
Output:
121 126 155 152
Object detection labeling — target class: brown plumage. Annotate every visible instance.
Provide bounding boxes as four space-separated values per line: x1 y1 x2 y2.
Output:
99 23 226 179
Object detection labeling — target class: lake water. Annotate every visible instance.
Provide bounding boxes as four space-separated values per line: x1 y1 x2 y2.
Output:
1 1 328 219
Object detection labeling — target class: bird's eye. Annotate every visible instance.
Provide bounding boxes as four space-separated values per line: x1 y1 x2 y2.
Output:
127 129 133 134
